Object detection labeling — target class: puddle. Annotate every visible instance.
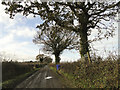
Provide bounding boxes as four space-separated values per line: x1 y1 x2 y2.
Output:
45 76 53 80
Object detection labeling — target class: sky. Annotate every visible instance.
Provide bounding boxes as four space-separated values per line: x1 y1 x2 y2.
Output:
0 1 118 62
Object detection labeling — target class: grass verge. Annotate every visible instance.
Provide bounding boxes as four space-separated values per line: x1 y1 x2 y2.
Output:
50 66 76 88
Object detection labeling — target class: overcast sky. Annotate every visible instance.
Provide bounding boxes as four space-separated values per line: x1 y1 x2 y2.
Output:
0 2 118 62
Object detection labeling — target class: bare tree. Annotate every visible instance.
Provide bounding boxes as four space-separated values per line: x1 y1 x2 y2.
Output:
2 1 120 62
33 25 79 64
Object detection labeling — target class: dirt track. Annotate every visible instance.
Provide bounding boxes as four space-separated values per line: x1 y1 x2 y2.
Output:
16 65 66 88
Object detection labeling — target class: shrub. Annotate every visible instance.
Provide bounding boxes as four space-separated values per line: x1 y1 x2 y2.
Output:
2 61 34 82
54 56 118 88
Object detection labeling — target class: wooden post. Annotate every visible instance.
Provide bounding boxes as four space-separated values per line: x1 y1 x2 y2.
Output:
87 52 92 64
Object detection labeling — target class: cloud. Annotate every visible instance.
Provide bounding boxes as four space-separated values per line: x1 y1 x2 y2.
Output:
0 40 36 61
0 33 14 45
0 40 29 53
0 2 44 61
0 2 17 26
0 2 34 28
0 26 37 61
10 26 36 38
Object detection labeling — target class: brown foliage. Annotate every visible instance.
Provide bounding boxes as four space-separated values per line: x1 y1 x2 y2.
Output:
57 57 118 88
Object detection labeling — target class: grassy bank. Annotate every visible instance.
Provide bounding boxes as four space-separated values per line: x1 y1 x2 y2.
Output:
50 66 76 88
50 57 118 88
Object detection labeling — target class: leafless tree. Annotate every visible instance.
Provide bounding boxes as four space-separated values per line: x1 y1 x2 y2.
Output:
33 25 79 64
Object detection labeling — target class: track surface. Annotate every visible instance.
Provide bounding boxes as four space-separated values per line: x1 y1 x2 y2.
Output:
16 65 65 88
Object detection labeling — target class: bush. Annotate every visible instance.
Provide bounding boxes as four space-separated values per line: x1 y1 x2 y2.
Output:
2 61 34 82
53 56 118 88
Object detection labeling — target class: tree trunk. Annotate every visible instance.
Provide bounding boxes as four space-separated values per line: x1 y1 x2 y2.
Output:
79 28 89 57
79 26 91 63
78 12 92 63
55 53 60 64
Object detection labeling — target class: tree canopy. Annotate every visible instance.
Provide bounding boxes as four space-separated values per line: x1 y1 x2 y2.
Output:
33 25 79 64
36 54 44 62
36 54 52 63
2 1 120 62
